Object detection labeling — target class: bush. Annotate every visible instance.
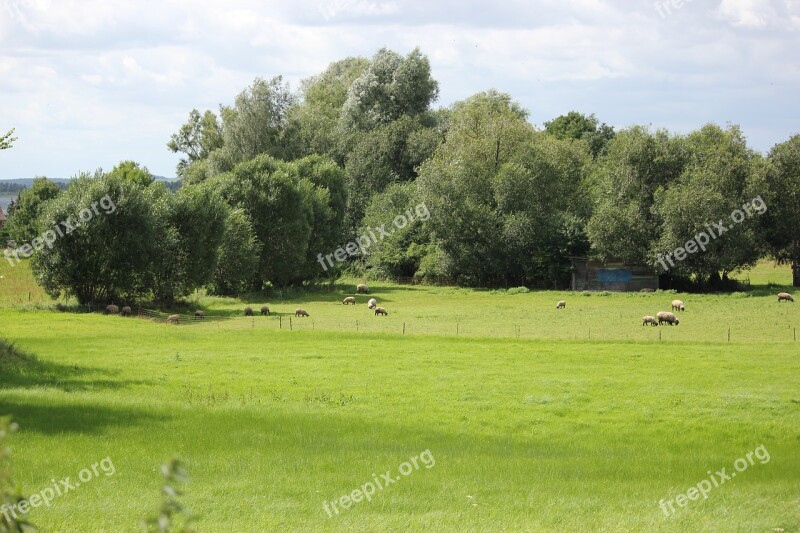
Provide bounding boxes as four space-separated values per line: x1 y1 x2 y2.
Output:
506 286 530 295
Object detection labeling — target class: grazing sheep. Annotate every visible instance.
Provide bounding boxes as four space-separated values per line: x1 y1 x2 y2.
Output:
367 298 377 309
374 307 388 316
640 288 655 293
195 310 205 319
778 292 795 302
120 306 131 317
244 307 254 316
672 299 685 312
295 308 309 317
642 316 659 326
105 304 119 315
556 300 566 309
342 296 356 305
656 311 680 326
356 284 369 294
261 305 270 316
166 314 180 325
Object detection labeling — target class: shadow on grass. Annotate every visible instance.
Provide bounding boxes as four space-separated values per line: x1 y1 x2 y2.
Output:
0 338 152 392
0 399 166 436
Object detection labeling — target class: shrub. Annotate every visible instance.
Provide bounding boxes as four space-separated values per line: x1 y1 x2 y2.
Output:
506 286 530 295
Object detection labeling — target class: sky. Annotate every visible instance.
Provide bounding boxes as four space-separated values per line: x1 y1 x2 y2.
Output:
0 0 798 179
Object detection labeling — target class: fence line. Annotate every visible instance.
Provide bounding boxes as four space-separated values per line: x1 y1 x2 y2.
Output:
51 304 800 342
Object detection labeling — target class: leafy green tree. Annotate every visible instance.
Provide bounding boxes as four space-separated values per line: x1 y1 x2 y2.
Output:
5 177 62 246
544 111 615 158
209 209 260 295
418 91 590 287
760 135 800 286
292 155 348 281
285 57 370 161
343 115 439 227
32 171 160 304
586 126 687 265
211 155 312 287
152 182 229 304
0 129 15 150
492 132 592 286
418 91 530 286
652 124 765 284
107 160 155 188
340 48 438 132
360 182 433 278
221 76 293 164
168 109 224 178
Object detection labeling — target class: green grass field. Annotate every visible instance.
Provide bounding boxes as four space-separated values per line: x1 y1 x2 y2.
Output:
1 260 799 531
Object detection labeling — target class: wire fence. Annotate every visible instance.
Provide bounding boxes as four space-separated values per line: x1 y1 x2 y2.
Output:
49 303 800 344
120 307 800 343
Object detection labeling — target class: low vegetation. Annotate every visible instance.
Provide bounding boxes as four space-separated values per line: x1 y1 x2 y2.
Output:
0 262 797 530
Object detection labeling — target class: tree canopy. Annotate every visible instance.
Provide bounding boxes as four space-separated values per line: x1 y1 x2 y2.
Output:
10 46 799 306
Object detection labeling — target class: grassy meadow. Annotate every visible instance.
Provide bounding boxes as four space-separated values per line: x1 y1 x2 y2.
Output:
0 260 799 531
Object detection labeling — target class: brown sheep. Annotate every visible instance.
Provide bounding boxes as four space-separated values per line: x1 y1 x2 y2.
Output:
556 300 566 309
672 299 685 312
195 310 205 319
356 284 369 294
105 304 119 315
642 316 659 326
778 292 795 302
295 308 309 317
166 314 180 325
342 296 356 305
374 307 388 316
120 306 131 317
656 311 679 326
261 305 270 316
244 307 254 316
368 298 377 309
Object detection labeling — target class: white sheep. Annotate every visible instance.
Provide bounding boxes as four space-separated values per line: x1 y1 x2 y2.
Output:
642 316 659 326
656 311 679 326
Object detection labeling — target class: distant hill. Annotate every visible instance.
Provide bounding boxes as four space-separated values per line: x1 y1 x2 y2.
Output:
0 178 71 191
0 176 180 195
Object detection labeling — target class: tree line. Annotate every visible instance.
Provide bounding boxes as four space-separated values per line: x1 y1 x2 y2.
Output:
3 47 799 304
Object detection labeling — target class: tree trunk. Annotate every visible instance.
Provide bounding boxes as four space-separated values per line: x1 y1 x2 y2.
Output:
793 261 800 288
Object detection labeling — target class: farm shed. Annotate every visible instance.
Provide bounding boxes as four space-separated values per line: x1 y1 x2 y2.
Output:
569 257 658 291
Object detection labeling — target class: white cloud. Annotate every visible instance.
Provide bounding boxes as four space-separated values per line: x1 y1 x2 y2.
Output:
714 0 777 27
0 0 798 179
